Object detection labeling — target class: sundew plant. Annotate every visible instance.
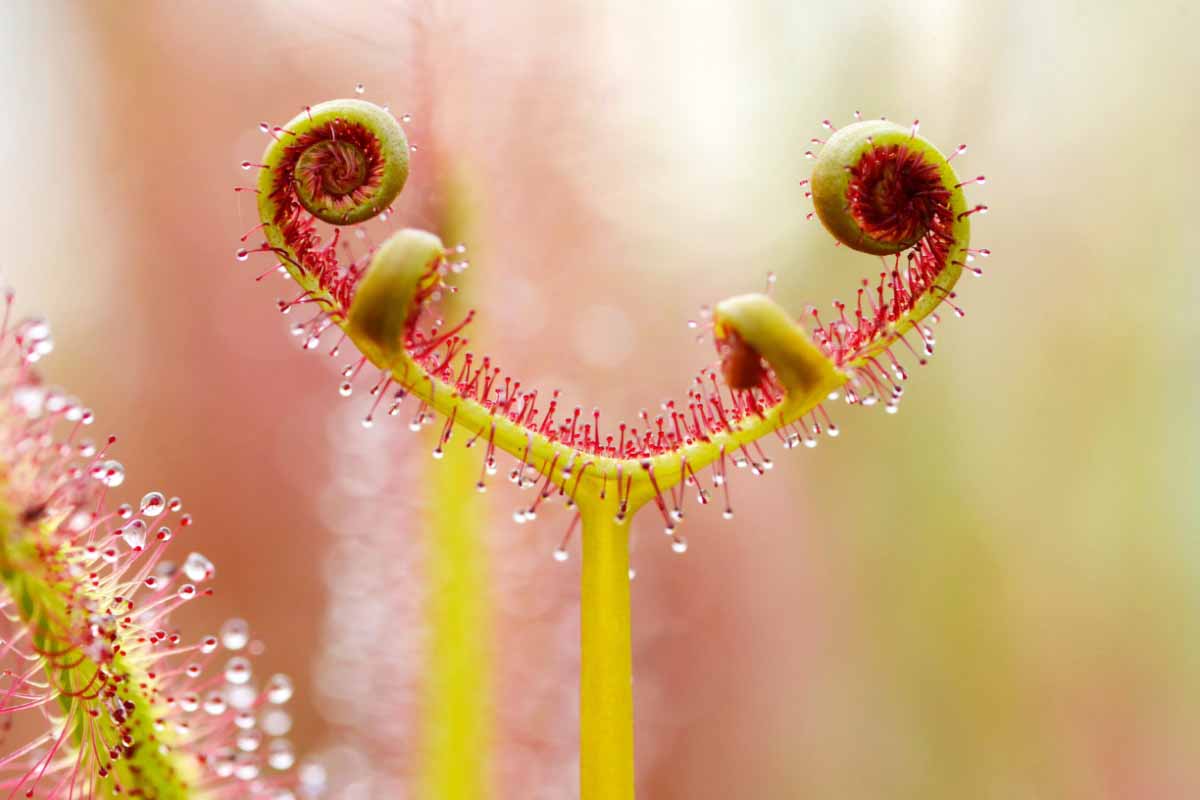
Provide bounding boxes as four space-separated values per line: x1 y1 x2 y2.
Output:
238 98 987 799
0 299 302 798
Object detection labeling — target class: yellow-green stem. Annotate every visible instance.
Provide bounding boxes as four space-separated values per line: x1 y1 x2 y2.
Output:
420 436 492 799
419 171 491 800
579 500 636 800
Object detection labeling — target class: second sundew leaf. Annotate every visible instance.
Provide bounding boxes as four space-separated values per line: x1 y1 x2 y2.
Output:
0 310 300 799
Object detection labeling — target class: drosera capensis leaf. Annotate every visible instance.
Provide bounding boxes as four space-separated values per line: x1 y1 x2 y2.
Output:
239 99 989 799
0 299 303 798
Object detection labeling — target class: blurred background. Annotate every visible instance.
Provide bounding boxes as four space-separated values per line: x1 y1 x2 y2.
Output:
2 1 1198 797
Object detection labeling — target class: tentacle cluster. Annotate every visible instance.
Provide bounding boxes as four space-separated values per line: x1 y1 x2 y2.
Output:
0 295 302 798
239 100 986 553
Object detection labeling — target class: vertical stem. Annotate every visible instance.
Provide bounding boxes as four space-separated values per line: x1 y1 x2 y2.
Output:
420 168 490 799
420 437 491 800
579 502 635 800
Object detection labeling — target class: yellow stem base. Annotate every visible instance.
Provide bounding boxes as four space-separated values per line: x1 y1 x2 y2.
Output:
579 503 635 800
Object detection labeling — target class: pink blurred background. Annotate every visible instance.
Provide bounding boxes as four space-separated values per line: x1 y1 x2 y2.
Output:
3 2 1198 797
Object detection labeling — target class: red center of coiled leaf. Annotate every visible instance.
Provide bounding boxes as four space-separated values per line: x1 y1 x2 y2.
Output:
847 143 948 246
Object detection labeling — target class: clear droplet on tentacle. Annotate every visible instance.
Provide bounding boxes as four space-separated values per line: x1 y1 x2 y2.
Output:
122 520 147 549
269 739 296 770
267 674 294 704
183 552 215 582
225 656 252 685
140 491 166 517
221 618 250 651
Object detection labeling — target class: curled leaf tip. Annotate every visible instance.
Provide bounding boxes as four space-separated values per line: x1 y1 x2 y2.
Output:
811 119 951 256
713 293 845 400
347 228 447 364
272 98 410 225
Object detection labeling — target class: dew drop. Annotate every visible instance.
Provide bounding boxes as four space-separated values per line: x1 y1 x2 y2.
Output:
221 618 250 651
178 693 199 713
338 382 353 397
354 82 365 94
723 509 734 520
262 708 292 736
299 762 327 794
229 683 258 710
671 538 689 554
236 248 249 261
183 552 215 582
552 547 569 563
237 728 262 752
269 740 296 771
201 635 219 654
212 750 235 778
96 460 125 488
225 656 252 685
401 113 413 123
140 491 166 517
203 692 227 715
121 520 147 549
267 673 294 704
234 754 260 781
